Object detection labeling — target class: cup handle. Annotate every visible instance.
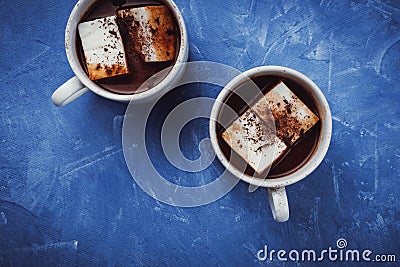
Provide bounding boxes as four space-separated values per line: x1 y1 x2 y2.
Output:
266 187 289 222
51 76 90 106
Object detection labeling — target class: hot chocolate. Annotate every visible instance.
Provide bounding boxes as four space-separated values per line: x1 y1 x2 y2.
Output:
216 75 321 178
76 0 180 94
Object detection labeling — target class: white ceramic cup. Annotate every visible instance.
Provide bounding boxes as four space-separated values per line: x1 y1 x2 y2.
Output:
52 0 188 106
210 66 332 222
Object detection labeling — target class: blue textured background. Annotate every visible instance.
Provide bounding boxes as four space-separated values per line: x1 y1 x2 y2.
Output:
1 0 399 266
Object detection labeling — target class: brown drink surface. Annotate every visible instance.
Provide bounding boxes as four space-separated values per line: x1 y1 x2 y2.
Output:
216 76 321 178
76 0 180 94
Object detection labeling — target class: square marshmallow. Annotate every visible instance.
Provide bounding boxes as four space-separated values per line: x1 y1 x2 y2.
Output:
118 5 176 62
221 110 287 174
78 16 129 80
253 80 319 145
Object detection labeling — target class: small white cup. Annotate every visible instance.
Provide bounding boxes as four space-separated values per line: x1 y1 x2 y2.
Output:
210 66 332 222
52 0 188 106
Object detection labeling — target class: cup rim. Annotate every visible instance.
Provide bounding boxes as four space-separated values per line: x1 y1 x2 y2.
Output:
65 0 188 102
209 66 332 188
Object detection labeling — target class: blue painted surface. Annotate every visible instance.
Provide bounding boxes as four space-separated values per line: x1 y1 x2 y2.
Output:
1 0 399 266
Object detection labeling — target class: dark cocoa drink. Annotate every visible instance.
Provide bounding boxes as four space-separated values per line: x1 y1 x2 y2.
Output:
216 75 321 178
76 0 180 94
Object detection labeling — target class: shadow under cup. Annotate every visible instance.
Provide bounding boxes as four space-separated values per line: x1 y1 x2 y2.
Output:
214 72 328 181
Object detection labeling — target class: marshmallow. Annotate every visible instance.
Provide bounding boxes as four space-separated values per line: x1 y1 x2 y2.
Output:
253 80 319 145
118 5 177 62
78 15 129 80
222 110 287 175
